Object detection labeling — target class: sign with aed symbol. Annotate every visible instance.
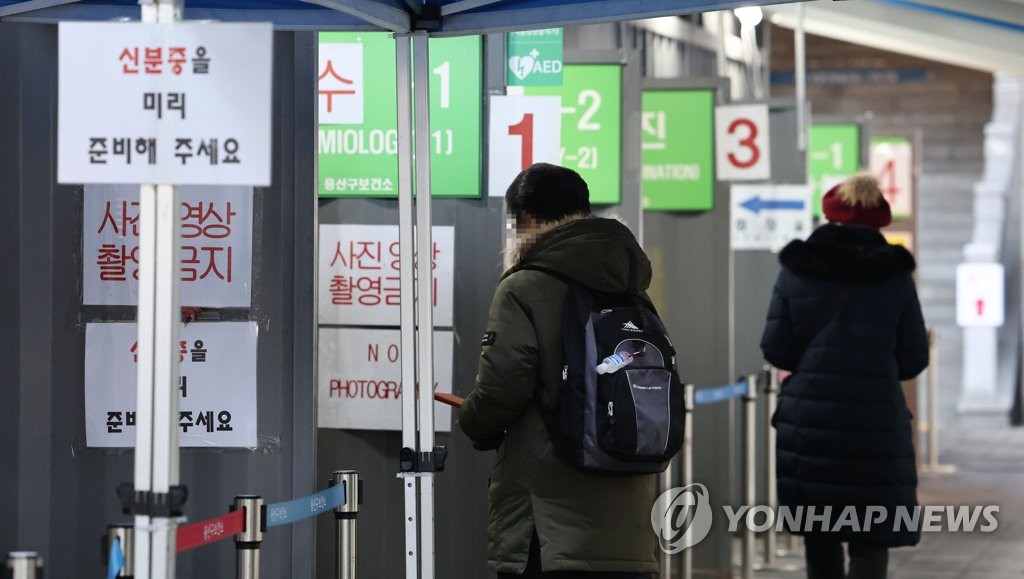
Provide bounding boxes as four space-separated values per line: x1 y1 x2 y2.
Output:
715 104 771 181
58 22 273 186
957 263 1004 328
488 95 562 197
318 328 454 431
870 137 914 220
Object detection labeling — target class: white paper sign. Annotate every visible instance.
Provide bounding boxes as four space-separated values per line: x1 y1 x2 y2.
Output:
957 263 1004 327
83 184 253 307
871 140 914 219
716 104 771 181
318 42 364 125
318 328 454 431
58 22 272 185
488 95 562 197
319 225 455 326
85 322 258 447
731 184 812 251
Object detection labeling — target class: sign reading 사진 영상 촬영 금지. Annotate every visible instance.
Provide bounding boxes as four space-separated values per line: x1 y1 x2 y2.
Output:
316 33 482 198
58 22 272 186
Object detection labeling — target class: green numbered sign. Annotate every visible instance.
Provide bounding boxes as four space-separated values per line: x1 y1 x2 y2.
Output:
641 89 715 211
525 64 622 205
808 124 861 217
317 33 482 198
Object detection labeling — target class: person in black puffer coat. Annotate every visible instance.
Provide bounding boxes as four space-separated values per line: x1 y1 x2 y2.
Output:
761 173 929 579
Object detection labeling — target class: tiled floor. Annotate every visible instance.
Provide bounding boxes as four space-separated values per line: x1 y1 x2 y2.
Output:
741 416 1024 579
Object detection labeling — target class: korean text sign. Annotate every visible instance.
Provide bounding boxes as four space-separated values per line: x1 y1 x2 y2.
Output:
83 184 253 307
641 89 715 211
318 328 454 431
318 225 455 326
58 22 272 186
317 32 482 198
525 64 622 204
85 322 258 448
506 28 563 87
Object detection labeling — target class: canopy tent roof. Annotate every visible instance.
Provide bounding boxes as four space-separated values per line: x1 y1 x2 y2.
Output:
0 0 802 34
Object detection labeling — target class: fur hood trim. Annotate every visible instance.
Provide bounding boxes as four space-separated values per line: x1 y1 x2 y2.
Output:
779 223 916 283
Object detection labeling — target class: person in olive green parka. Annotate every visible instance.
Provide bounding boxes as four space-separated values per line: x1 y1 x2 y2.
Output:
460 163 658 578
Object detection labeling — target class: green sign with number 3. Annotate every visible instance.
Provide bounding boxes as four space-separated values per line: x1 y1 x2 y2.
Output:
525 64 622 205
317 33 482 198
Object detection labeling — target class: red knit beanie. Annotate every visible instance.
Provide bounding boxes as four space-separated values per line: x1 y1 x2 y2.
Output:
821 182 892 229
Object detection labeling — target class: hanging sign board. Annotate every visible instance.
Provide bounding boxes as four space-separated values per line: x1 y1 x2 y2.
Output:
488 95 562 197
808 124 861 218
319 224 455 326
715 104 771 181
317 33 482 198
58 22 272 186
731 184 812 251
84 322 258 448
870 137 914 220
956 263 1004 327
506 28 564 87
641 89 715 211
83 184 253 307
525 64 622 204
318 328 454 431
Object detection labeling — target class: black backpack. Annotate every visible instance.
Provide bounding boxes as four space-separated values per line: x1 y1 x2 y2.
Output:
522 251 685 474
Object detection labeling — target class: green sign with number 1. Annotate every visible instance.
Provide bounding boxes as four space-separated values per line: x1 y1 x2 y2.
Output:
808 124 861 217
525 64 622 205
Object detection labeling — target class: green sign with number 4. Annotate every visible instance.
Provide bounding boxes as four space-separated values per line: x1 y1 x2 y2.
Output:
525 64 622 205
317 33 482 198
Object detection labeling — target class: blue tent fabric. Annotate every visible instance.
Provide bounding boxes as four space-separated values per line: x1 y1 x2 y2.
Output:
0 0 801 33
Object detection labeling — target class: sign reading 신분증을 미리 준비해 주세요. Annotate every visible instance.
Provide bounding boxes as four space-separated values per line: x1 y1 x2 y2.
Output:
318 328 454 431
83 184 253 307
58 22 272 186
84 322 258 448
318 225 455 327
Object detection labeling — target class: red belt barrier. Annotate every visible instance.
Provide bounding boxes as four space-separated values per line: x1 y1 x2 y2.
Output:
176 509 245 553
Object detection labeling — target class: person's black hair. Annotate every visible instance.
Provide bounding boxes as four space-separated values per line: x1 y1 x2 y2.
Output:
504 163 591 223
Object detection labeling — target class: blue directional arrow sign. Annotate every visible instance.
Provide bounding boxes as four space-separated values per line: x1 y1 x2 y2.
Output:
740 196 806 215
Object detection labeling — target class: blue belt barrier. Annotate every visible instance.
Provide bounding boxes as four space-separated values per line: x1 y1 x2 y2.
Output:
694 382 749 406
107 537 125 579
266 484 346 528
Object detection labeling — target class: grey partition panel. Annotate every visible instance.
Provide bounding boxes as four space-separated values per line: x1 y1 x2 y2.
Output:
642 76 735 575
0 25 317 577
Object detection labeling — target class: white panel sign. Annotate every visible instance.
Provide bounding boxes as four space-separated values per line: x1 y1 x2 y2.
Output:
488 95 562 197
319 225 455 326
731 184 812 251
318 328 454 431
870 140 914 219
58 22 272 185
715 104 771 181
318 42 364 125
957 263 1004 327
83 184 253 307
85 322 258 447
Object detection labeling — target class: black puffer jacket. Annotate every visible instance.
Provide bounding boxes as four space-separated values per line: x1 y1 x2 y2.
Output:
760 224 929 547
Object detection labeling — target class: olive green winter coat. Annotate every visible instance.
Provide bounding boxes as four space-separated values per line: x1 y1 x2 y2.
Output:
459 217 659 574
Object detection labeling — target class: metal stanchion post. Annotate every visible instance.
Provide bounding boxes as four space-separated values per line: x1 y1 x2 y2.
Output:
233 495 264 579
332 471 361 579
742 375 757 579
658 456 674 579
105 525 135 578
763 366 778 567
5 552 43 579
682 384 695 579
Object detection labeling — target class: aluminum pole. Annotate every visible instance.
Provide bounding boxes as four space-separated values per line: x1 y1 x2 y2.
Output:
394 33 419 579
742 375 757 579
795 2 807 152
682 384 695 579
234 496 264 579
658 460 675 579
332 471 361 579
412 31 437 579
5 552 43 579
763 366 778 566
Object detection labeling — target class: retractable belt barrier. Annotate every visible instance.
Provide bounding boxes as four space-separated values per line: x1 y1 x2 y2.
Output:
107 473 356 579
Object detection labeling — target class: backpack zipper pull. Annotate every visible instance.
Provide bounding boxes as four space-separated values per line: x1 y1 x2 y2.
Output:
607 401 615 423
